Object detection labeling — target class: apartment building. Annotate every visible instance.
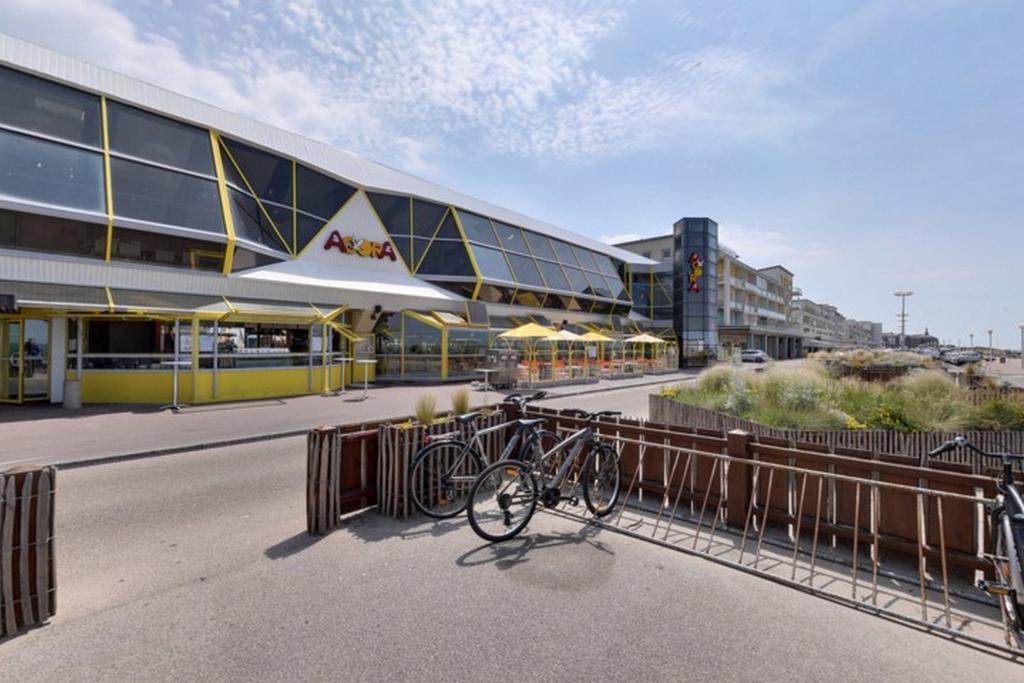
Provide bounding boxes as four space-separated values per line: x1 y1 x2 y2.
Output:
717 248 802 359
792 298 883 350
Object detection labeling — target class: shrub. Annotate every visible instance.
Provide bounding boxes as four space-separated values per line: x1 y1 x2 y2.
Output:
697 366 735 394
724 375 753 415
414 394 437 425
451 387 471 416
966 400 1024 431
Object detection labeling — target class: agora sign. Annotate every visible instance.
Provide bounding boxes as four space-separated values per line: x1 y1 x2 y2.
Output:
323 230 396 261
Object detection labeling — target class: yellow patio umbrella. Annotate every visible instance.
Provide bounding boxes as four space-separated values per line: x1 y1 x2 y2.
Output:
498 322 556 385
544 329 584 379
579 330 614 374
624 332 666 367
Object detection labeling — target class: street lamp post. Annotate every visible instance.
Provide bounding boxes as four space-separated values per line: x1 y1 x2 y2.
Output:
894 291 913 348
1019 323 1024 369
969 333 974 349
987 329 993 359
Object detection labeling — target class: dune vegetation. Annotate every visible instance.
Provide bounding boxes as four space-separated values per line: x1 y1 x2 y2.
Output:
659 361 1024 432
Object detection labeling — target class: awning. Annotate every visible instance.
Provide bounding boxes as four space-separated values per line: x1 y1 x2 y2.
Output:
0 280 109 311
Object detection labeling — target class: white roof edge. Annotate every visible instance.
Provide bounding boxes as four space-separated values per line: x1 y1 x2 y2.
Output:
0 33 652 266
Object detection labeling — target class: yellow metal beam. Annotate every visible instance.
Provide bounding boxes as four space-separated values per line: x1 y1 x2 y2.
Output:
292 159 298 254
210 131 236 274
104 286 115 313
293 188 358 259
449 209 483 300
218 137 294 256
100 97 114 261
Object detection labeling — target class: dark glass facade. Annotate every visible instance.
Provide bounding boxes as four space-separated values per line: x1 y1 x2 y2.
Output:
673 217 718 366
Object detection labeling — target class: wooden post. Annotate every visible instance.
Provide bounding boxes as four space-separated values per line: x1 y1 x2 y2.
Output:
725 429 752 528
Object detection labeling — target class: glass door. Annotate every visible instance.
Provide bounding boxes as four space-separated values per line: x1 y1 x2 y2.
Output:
0 318 50 403
1 320 21 402
22 319 50 401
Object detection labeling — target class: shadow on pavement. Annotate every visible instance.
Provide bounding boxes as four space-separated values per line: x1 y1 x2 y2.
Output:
264 531 327 560
455 522 613 571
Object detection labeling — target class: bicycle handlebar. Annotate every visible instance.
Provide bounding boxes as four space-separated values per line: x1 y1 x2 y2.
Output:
927 436 1024 461
564 409 622 422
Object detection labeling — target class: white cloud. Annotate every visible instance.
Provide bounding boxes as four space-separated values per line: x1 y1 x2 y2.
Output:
2 0 818 170
718 225 837 270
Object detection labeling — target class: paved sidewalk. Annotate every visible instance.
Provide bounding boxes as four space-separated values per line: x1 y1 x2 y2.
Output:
0 371 695 468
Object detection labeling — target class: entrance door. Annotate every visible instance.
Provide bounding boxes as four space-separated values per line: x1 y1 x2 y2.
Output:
0 318 51 403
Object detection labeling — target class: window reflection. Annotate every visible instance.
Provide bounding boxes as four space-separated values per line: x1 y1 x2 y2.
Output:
0 66 102 147
0 128 105 212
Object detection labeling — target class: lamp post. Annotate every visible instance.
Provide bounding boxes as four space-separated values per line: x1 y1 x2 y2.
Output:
969 333 974 349
1019 323 1023 368
987 329 993 359
894 291 913 348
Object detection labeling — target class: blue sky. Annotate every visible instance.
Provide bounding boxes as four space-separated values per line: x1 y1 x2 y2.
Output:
3 0 1022 346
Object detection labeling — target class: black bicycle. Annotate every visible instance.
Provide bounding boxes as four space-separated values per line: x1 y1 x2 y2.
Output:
407 392 557 519
467 409 623 542
929 437 1024 644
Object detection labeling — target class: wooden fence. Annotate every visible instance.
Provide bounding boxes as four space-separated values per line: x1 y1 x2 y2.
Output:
1 465 56 638
966 386 1024 405
649 395 1024 473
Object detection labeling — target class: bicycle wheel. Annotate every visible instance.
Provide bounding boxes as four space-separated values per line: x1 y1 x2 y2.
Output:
994 520 1024 644
519 429 559 474
408 441 485 519
583 442 621 517
467 459 538 542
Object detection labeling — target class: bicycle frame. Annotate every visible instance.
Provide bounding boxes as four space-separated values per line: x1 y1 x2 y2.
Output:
530 423 596 491
434 419 541 471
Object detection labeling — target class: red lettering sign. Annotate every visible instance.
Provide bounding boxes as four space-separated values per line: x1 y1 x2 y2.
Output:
323 231 397 261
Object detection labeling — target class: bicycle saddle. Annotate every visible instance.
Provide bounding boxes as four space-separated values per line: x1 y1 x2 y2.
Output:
454 412 482 425
517 418 546 427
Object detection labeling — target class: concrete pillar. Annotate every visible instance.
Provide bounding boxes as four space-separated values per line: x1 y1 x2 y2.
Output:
49 317 66 403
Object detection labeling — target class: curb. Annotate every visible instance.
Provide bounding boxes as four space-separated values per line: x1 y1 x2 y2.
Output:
55 373 697 470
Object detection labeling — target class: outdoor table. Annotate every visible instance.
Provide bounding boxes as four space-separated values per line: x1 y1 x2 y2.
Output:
355 359 376 400
158 360 192 411
474 367 495 405
335 356 354 394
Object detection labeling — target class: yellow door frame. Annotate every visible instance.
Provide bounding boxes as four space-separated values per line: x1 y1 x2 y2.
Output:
0 315 52 403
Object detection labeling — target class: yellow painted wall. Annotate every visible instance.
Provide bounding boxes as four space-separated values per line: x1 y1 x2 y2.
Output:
214 368 312 402
81 372 176 404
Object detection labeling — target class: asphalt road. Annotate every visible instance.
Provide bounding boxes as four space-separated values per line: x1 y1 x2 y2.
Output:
2 437 1020 681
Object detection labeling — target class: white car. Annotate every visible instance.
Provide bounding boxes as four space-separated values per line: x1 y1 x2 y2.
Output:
740 349 771 363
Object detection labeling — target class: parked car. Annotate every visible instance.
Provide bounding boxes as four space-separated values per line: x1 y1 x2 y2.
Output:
956 350 983 365
740 349 771 363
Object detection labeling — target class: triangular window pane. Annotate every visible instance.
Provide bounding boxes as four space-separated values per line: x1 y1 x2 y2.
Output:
417 238 476 277
297 164 356 220
296 213 326 252
413 199 448 238
367 192 410 241
223 138 293 206
391 236 412 268
433 210 461 239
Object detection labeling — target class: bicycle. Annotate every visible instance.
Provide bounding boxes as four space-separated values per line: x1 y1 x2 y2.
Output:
929 437 1024 644
466 409 623 542
407 392 557 519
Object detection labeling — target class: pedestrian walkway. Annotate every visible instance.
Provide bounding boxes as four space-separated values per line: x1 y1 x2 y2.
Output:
0 371 697 468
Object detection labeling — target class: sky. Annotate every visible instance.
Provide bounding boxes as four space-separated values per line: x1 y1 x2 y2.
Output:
2 0 1022 347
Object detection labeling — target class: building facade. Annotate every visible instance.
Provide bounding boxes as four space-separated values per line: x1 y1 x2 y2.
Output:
0 36 657 405
792 297 884 351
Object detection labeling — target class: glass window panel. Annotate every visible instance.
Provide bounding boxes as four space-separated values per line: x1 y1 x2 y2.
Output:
295 213 326 252
457 210 499 246
108 102 213 174
563 267 592 294
477 284 514 305
366 192 410 240
593 254 619 277
223 138 292 205
0 66 101 146
470 245 514 282
265 203 293 245
0 128 104 212
417 239 476 276
609 276 629 301
493 222 528 254
110 227 224 272
111 157 224 234
227 188 289 252
505 253 545 288
573 246 601 272
296 164 355 220
536 259 571 292
513 290 545 308
232 247 284 272
589 273 613 299
550 239 580 266
390 236 412 267
465 301 489 326
0 208 106 259
591 300 615 315
413 199 447 238
433 209 461 239
523 230 557 260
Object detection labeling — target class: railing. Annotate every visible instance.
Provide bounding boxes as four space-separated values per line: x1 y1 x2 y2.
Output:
650 395 1024 473
528 409 1017 654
